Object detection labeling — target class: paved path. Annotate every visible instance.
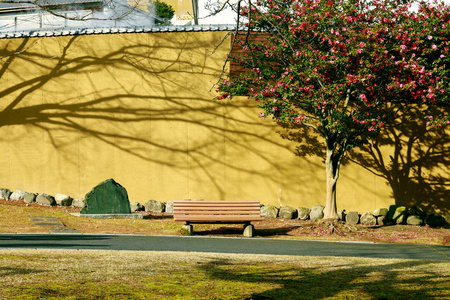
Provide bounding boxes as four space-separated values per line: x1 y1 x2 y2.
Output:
0 233 449 260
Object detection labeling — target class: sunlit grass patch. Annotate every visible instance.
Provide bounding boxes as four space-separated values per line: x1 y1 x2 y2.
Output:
0 250 449 299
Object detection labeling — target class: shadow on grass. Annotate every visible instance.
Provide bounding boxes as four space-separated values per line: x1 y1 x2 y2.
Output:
197 258 450 299
0 266 45 277
141 214 173 220
188 225 298 237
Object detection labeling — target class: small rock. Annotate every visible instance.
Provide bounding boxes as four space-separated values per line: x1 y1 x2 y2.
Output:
377 215 386 226
310 205 325 221
36 193 56 206
0 188 11 200
297 207 311 220
72 198 85 208
130 202 144 212
388 205 407 224
407 215 424 226
260 205 278 218
346 211 360 225
425 213 445 228
360 212 376 226
243 224 255 238
145 199 165 213
373 208 388 217
279 206 298 219
10 190 26 201
55 194 72 206
165 200 174 214
23 193 37 204
337 210 346 221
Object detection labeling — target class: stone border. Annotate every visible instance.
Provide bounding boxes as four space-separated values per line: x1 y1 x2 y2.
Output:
70 213 143 219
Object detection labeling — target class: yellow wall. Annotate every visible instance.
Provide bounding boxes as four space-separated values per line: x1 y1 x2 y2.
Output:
0 31 448 214
162 0 192 16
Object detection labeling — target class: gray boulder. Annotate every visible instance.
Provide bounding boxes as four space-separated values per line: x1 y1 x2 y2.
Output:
145 200 165 213
310 205 325 221
36 193 56 206
377 215 386 226
407 215 424 226
279 206 298 219
23 193 37 204
346 211 360 225
373 208 388 217
81 179 131 214
0 188 11 200
165 200 174 214
297 207 311 220
55 194 72 207
425 213 445 228
260 205 278 218
360 212 376 226
387 205 407 224
130 202 145 212
10 190 26 201
72 198 85 208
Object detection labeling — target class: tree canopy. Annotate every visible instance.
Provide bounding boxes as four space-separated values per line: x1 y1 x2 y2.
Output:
217 0 450 219
149 0 175 24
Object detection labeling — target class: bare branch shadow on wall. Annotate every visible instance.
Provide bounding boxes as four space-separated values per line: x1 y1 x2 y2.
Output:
348 108 450 214
0 34 309 198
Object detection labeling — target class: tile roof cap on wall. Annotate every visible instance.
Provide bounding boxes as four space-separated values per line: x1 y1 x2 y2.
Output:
0 24 244 39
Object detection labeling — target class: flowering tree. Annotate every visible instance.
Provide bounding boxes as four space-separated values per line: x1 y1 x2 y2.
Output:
217 0 450 219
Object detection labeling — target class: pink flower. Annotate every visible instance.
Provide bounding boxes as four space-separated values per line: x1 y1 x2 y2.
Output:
432 44 437 49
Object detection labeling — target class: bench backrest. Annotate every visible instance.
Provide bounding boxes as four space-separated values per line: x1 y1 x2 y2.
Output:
173 200 262 222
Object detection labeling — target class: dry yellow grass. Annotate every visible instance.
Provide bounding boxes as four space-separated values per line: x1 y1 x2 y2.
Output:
1 200 449 245
0 250 449 299
1 200 450 299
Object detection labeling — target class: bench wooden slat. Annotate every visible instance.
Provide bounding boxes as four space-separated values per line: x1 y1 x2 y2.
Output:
175 208 261 213
175 213 261 217
174 203 260 207
174 215 262 222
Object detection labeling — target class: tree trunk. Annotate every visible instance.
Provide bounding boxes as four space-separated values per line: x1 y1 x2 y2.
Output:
323 147 339 220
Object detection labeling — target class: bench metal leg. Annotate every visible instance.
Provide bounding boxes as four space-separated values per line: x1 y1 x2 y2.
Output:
243 224 254 238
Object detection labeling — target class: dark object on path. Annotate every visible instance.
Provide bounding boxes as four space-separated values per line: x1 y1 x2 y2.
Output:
81 179 131 214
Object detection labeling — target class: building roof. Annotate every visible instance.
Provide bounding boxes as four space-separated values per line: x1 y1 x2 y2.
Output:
0 23 239 39
0 0 155 33
0 0 241 39
0 0 104 14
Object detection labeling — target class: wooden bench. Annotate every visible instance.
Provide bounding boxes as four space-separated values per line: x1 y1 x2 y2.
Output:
173 200 262 237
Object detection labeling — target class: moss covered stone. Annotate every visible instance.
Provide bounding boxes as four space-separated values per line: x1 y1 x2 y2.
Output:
81 179 131 214
387 205 407 224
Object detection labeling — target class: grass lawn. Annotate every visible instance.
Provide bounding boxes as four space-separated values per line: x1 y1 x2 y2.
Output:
1 250 449 299
0 200 449 299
